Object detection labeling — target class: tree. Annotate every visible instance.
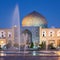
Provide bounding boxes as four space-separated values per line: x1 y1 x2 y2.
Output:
6 40 12 49
0 45 1 48
14 43 19 48
48 43 56 49
30 42 34 48
40 41 46 49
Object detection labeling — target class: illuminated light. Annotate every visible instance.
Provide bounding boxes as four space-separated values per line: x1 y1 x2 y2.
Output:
57 51 60 55
32 51 36 56
0 51 6 56
1 53 5 56
1 41 4 44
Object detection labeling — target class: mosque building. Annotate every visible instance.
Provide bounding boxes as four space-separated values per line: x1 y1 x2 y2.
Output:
22 11 60 49
0 11 60 49
22 11 47 46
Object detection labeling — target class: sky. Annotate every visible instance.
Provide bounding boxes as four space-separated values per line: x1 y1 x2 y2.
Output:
0 0 60 28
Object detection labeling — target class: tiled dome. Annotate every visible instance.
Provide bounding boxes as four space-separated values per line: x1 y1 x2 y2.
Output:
22 11 47 27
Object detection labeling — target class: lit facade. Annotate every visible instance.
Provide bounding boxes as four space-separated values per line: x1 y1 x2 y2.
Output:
39 27 60 49
22 11 47 44
22 11 60 49
0 28 13 47
0 26 19 48
1 11 60 49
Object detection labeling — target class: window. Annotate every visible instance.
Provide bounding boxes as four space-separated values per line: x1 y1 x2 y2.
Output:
8 32 12 37
1 32 4 38
50 32 52 36
49 30 54 37
9 34 11 37
1 31 6 38
57 30 60 36
42 31 46 37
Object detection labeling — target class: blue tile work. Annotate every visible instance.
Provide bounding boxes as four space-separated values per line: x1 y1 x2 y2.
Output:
21 27 39 43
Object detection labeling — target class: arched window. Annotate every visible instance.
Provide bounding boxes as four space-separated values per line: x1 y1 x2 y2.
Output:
0 31 6 38
49 30 54 37
1 32 4 38
8 32 12 38
42 31 46 37
22 29 32 45
57 30 60 36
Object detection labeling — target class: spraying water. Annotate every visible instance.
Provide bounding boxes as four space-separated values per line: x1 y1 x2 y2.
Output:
12 4 20 51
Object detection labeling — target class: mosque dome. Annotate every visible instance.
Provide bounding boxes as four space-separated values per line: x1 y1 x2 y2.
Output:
22 11 47 27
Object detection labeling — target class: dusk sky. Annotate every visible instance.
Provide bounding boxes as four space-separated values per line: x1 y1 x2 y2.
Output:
0 0 60 28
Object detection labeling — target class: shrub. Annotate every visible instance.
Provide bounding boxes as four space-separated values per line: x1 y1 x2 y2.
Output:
48 43 56 49
39 42 46 49
14 43 19 48
30 42 34 48
0 45 2 50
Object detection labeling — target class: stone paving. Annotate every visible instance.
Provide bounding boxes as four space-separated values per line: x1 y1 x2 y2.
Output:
0 51 60 60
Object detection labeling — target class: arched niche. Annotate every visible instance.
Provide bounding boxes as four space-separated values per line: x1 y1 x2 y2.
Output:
22 29 32 45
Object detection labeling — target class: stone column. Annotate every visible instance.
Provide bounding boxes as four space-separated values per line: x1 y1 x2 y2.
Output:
46 41 48 50
5 30 8 44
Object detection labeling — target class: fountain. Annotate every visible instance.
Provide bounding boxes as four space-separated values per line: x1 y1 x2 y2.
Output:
12 4 20 51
